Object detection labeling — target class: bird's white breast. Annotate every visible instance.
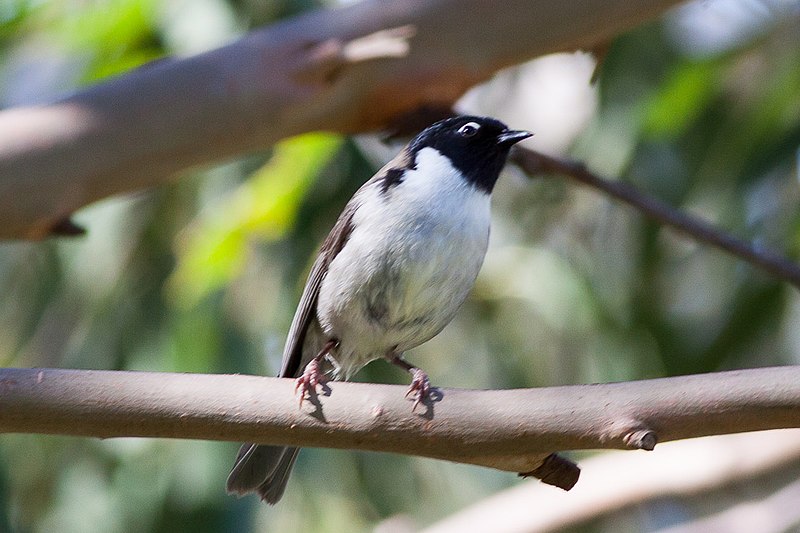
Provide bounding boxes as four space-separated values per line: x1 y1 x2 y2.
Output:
317 147 491 377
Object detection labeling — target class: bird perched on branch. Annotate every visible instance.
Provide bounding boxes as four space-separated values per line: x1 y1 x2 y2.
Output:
226 115 531 504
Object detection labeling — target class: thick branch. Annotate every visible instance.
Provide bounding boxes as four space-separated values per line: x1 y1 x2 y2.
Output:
0 0 683 239
0 367 798 477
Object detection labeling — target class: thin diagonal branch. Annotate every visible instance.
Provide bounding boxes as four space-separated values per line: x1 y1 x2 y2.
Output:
512 149 800 289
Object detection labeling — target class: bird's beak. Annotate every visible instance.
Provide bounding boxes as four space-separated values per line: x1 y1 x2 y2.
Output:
497 129 533 147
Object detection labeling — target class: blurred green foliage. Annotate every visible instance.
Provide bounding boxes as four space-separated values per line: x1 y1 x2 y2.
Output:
0 0 799 532
167 133 344 308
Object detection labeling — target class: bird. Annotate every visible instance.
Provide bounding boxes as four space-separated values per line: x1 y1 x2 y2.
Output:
226 115 532 504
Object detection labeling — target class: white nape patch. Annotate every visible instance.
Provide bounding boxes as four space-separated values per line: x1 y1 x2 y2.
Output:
396 146 489 202
354 147 491 237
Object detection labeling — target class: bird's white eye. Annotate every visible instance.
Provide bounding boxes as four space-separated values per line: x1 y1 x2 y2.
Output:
458 122 480 138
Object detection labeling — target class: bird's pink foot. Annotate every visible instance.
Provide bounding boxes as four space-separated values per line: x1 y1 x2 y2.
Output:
405 368 431 412
295 358 327 406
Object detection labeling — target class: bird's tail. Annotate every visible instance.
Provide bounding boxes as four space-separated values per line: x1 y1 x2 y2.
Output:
226 443 300 505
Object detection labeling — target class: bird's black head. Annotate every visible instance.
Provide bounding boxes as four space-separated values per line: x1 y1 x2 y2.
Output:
408 116 532 193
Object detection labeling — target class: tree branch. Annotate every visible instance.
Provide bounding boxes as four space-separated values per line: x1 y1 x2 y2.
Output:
512 149 800 289
0 0 683 239
1 366 798 488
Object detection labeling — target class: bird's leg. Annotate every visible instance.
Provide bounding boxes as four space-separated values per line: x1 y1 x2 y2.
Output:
295 338 338 406
388 353 431 412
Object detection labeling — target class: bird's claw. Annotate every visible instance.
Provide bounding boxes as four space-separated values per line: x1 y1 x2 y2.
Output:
295 359 326 406
405 368 431 412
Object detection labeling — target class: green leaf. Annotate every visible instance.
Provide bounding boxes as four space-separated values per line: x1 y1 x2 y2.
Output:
642 60 721 137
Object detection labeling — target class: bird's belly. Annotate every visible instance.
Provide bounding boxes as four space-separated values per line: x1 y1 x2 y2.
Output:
317 214 488 374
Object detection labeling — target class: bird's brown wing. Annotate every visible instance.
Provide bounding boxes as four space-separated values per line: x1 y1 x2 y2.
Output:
278 201 356 377
277 146 413 378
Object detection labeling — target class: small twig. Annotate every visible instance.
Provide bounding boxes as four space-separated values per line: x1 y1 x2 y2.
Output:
512 149 800 289
520 453 581 491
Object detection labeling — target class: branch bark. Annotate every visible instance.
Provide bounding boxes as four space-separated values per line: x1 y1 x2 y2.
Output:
0 0 683 239
0 366 798 480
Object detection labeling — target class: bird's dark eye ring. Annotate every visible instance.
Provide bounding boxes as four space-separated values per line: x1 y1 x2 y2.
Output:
458 122 480 138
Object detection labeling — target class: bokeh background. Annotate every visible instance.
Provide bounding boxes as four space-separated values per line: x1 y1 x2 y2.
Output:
1 0 799 531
